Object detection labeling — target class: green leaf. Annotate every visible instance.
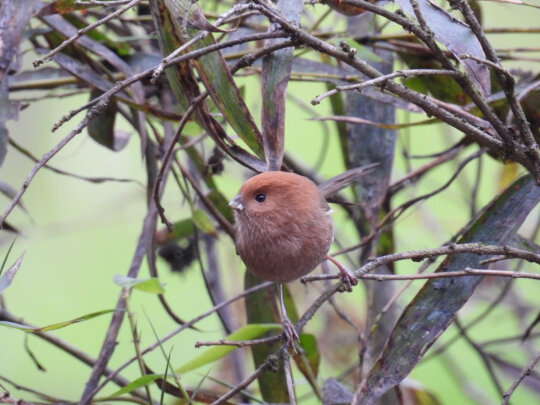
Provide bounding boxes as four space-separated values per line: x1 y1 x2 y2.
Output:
113 275 165 294
0 309 116 332
244 272 290 403
169 218 195 241
87 89 131 151
293 333 322 398
191 209 217 237
108 374 164 398
176 323 280 374
149 0 264 158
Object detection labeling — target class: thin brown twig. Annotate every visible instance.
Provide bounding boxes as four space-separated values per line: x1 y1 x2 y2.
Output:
390 142 467 195
501 351 540 404
0 309 143 397
33 0 143 67
74 0 131 5
209 356 276 405
151 3 255 82
9 137 142 185
283 351 297 405
311 69 459 105
0 100 108 228
303 268 540 283
452 0 540 158
459 53 508 74
87 281 274 399
153 95 208 230
249 0 540 179
303 242 540 284
195 335 281 348
51 30 287 132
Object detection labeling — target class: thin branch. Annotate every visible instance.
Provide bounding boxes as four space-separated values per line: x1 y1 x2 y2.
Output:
390 142 466 194
195 335 281 348
455 319 505 395
80 199 159 404
0 309 141 396
459 53 508 75
283 351 297 405
151 3 255 82
209 356 276 405
0 100 109 228
249 0 540 179
501 351 540 404
75 0 131 5
303 242 540 284
33 0 144 67
153 95 207 230
87 281 274 399
311 69 459 105
303 268 540 283
451 0 540 158
9 137 142 185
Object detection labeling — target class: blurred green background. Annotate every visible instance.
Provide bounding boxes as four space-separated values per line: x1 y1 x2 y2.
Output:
1 1 539 404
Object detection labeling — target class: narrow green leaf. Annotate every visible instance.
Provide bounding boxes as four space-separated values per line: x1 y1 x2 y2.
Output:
244 272 289 403
114 275 166 294
176 323 280 374
293 333 322 398
191 209 217 237
38 309 116 332
0 309 116 332
169 219 195 241
108 374 164 398
150 0 264 157
87 89 131 151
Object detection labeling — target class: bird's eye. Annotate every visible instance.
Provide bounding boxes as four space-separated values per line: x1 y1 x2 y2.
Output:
254 193 266 203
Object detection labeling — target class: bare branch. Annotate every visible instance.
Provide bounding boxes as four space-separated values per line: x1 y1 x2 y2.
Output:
501 351 540 405
311 69 459 105
33 0 144 67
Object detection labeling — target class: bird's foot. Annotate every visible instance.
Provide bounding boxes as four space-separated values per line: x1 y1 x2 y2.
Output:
282 317 299 352
338 266 358 292
326 254 357 292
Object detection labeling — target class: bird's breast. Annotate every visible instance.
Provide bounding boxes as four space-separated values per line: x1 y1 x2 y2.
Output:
234 210 333 282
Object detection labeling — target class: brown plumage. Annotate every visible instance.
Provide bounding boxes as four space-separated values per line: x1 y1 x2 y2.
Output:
229 170 361 348
230 171 333 283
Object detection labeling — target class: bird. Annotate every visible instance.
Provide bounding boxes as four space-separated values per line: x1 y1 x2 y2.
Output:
229 170 359 347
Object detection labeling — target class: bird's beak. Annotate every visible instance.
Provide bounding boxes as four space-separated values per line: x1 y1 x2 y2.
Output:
229 194 244 211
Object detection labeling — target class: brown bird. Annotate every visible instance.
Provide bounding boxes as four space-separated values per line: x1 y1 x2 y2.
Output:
229 170 360 346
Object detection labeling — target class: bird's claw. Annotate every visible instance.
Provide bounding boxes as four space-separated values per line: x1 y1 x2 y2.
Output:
282 318 299 352
339 266 358 292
